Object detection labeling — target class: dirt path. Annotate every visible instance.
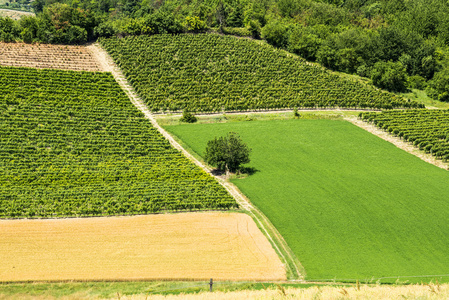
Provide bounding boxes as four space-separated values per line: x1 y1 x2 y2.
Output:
346 116 448 170
89 43 304 280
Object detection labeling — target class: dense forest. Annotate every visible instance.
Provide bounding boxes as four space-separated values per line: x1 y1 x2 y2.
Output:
1 0 448 101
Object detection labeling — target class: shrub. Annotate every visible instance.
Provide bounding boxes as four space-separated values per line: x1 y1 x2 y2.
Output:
370 61 408 92
180 111 197 123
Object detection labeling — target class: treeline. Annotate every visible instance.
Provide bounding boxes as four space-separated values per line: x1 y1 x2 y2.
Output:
1 0 449 101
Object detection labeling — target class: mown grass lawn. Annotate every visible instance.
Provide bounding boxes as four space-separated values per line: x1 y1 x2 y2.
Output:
164 119 449 283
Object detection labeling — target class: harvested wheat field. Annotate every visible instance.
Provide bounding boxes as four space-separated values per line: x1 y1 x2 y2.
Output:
114 284 449 300
0 213 285 282
0 42 101 71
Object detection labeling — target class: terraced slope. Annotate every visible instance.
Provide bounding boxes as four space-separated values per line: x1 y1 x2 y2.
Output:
0 66 236 218
100 34 422 112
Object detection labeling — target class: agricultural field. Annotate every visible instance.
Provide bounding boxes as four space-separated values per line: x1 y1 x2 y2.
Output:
0 65 236 218
1 281 449 299
164 119 449 283
100 34 421 112
0 213 285 281
0 9 33 20
0 42 101 71
360 110 449 162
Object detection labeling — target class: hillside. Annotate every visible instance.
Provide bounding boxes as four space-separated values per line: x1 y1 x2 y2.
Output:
0 66 236 218
100 34 421 112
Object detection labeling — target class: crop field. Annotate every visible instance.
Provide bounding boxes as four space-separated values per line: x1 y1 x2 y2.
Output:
0 213 285 281
164 119 449 282
0 66 236 218
0 42 101 71
100 34 421 112
360 110 449 161
0 9 34 20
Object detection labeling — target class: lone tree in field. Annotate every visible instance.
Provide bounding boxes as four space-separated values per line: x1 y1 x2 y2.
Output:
204 132 251 173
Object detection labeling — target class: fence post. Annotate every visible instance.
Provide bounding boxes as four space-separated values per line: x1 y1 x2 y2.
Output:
209 278 213 292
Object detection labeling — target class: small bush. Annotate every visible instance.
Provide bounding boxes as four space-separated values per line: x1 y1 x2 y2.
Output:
293 108 300 118
180 111 197 123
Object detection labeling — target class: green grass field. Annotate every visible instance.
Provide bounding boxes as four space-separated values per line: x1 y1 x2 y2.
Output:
164 119 449 283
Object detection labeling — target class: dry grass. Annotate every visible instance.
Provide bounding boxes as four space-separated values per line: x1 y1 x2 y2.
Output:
0 213 285 282
0 42 101 71
117 283 449 300
0 9 34 20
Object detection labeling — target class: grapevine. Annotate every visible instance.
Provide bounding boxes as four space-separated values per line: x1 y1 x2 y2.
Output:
100 34 423 112
0 66 237 218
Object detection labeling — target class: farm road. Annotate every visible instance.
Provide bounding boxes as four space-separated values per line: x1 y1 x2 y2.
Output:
88 43 304 281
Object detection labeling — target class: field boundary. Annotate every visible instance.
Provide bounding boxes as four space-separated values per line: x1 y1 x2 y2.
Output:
346 116 448 170
90 43 304 281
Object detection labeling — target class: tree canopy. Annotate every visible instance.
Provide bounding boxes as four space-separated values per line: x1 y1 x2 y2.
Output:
204 132 251 173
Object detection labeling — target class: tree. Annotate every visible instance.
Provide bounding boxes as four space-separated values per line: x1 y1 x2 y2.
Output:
370 61 408 92
261 19 288 48
426 68 449 102
204 132 251 173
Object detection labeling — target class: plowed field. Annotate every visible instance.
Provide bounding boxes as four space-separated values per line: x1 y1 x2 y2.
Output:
0 213 285 282
0 42 101 71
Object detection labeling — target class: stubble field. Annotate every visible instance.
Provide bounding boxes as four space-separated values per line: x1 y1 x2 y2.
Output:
0 213 285 282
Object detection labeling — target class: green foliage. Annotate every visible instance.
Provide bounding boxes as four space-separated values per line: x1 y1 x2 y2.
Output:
179 111 197 123
0 16 20 42
426 68 449 102
293 108 300 118
184 16 207 32
287 25 323 61
0 66 236 218
261 19 288 48
204 132 251 173
221 26 251 37
407 75 427 90
100 33 421 112
361 109 449 160
371 61 408 92
166 119 449 282
248 19 261 39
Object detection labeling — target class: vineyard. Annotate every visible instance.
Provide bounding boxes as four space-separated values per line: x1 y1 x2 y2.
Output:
100 34 422 112
0 66 236 218
360 110 449 162
0 43 101 71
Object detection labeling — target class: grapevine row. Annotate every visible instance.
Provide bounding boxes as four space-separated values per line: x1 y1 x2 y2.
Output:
0 66 237 218
360 110 449 162
100 34 423 112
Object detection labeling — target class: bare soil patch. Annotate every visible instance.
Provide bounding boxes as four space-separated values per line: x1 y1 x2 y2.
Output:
0 42 101 71
0 213 285 282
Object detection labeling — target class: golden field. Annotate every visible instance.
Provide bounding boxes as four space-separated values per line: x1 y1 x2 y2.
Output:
118 283 449 300
0 213 285 282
